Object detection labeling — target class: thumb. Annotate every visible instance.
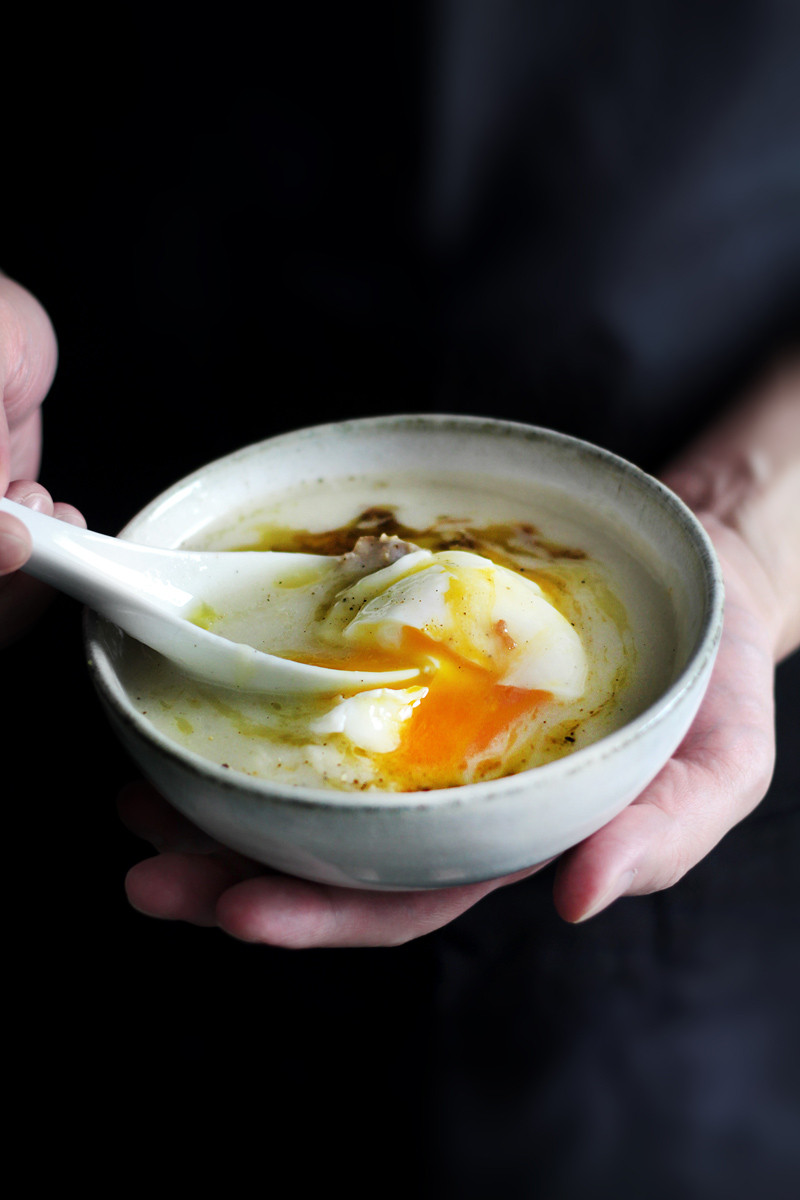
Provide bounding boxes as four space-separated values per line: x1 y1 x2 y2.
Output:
0 273 58 488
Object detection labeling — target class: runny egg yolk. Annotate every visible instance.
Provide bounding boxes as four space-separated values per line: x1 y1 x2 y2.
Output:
388 630 549 790
304 627 550 790
283 549 585 790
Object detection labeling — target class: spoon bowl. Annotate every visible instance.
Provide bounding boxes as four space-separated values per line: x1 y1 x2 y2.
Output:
0 497 419 692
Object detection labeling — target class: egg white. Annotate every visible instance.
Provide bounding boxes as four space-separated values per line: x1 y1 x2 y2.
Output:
320 549 587 709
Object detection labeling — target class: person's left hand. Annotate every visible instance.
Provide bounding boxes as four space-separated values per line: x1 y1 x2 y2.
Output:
118 508 779 946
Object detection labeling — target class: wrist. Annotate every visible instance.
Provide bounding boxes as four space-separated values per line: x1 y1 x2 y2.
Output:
661 361 800 664
666 454 800 662
694 510 789 661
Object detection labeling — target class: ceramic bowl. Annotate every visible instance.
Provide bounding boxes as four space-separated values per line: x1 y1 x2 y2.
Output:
85 415 724 890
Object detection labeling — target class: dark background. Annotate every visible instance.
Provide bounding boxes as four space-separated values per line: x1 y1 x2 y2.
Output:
4 4 799 1194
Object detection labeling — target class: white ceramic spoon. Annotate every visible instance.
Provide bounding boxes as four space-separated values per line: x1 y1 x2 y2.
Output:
0 497 419 693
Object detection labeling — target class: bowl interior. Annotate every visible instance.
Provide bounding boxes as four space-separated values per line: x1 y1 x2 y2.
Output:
90 415 722 804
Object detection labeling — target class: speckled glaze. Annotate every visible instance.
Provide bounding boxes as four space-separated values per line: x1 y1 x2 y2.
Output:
84 415 724 889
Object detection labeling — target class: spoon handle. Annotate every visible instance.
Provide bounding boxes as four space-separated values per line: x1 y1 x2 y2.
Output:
0 497 421 692
0 497 190 613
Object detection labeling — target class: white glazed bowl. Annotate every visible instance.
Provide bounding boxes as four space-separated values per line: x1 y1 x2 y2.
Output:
85 415 724 890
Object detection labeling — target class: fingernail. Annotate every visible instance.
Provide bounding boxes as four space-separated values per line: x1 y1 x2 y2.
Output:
20 492 49 512
574 868 638 923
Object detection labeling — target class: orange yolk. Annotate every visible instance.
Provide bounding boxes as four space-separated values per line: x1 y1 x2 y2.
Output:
297 627 549 791
390 652 548 790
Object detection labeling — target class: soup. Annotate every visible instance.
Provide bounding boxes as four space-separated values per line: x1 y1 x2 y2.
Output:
118 472 675 792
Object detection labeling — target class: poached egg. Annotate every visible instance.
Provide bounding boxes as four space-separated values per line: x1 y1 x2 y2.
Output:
304 547 587 789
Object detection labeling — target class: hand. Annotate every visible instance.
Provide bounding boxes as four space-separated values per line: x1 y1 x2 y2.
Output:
117 516 778 945
0 275 84 644
553 513 778 920
118 779 546 947
553 356 800 921
120 362 800 947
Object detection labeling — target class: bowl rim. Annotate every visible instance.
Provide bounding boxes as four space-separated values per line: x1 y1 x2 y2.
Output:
85 413 725 812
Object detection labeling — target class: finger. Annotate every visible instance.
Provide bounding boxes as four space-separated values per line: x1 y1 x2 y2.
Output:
214 864 542 949
120 777 547 946
0 276 58 430
0 510 31 574
7 408 42 482
120 783 548 944
117 780 222 854
553 541 778 923
125 852 266 926
1 481 86 540
0 484 87 644
551 766 705 924
52 501 87 528
553 665 774 922
120 781 267 926
0 481 51 572
0 486 55 645
0 277 56 492
125 850 543 948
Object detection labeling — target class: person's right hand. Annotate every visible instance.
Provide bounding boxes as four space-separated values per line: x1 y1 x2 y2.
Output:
0 273 84 645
